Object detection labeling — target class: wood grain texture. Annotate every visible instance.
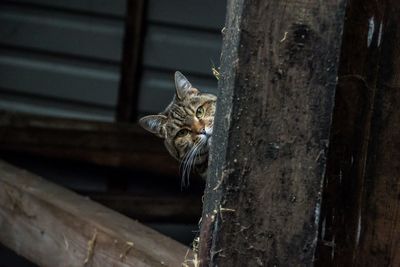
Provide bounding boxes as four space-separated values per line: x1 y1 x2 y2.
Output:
199 0 346 266
0 112 178 176
316 0 400 265
358 2 400 265
0 160 191 267
315 0 383 264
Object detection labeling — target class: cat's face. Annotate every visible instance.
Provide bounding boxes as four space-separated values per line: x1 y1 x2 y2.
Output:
139 71 216 179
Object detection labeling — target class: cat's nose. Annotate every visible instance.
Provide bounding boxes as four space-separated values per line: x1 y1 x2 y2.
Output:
200 129 207 135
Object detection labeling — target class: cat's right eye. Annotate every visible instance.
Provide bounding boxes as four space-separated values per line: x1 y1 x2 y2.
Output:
176 129 190 138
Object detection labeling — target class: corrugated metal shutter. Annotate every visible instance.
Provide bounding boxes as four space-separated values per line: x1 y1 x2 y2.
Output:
138 0 226 115
0 0 126 121
0 0 226 121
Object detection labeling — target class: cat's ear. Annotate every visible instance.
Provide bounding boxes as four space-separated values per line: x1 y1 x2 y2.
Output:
174 71 198 99
139 115 167 138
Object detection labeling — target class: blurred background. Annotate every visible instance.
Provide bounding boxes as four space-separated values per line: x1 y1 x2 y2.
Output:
0 0 226 265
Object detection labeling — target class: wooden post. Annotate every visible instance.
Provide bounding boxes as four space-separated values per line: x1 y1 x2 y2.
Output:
315 0 400 265
116 0 146 122
199 0 346 266
0 160 191 267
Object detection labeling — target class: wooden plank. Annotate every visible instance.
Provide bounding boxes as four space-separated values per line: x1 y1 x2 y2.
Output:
116 0 145 121
315 0 400 265
0 160 191 267
0 112 178 176
199 0 346 266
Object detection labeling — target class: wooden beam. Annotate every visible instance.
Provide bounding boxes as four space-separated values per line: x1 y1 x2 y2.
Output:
315 0 400 265
0 160 192 267
199 0 346 266
116 0 146 122
0 112 178 176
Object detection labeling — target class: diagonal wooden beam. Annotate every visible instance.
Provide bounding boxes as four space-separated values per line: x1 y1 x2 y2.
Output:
0 160 191 267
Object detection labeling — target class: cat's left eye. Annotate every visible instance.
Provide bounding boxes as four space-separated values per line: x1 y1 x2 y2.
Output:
176 129 190 138
196 106 205 118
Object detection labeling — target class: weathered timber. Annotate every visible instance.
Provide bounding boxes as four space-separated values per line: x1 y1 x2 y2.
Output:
116 0 146 122
0 112 178 176
359 2 400 263
0 160 191 267
316 0 400 265
315 0 382 264
200 0 346 266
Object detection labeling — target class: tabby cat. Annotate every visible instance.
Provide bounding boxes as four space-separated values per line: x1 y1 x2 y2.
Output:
139 71 217 186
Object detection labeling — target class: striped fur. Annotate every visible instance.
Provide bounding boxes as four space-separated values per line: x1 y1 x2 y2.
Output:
139 71 216 186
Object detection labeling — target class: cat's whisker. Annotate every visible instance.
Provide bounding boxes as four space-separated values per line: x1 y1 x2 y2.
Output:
180 142 198 188
180 137 207 188
194 137 207 162
185 141 202 185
